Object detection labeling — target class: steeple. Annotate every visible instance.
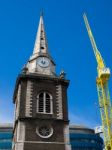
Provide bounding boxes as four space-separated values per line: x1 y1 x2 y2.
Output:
13 13 71 150
31 14 49 60
27 14 56 75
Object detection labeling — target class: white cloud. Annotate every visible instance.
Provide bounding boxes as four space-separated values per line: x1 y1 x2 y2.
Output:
69 112 100 128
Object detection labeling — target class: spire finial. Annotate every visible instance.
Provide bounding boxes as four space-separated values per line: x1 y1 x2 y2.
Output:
31 10 49 58
40 10 44 17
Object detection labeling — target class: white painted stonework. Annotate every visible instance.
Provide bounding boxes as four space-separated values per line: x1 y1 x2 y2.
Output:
64 125 71 150
56 85 63 119
27 58 55 75
27 61 36 72
26 15 56 76
15 84 21 120
33 15 48 56
15 121 25 150
17 122 25 142
15 143 24 150
25 81 33 117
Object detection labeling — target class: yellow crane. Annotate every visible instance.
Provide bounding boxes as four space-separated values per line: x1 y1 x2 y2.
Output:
83 13 112 150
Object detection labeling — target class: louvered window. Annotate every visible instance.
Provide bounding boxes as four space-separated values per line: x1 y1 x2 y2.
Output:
37 92 53 114
38 93 44 112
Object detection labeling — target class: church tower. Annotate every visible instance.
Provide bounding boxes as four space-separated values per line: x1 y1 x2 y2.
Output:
13 14 71 150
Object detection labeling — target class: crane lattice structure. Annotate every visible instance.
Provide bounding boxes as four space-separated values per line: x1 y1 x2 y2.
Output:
83 13 112 150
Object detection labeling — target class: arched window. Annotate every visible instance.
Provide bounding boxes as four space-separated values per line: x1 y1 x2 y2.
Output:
37 92 53 114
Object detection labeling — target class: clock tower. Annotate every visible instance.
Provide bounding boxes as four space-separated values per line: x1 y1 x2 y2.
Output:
13 14 71 150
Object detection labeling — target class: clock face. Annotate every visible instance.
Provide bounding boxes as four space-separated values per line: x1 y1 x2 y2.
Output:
37 57 50 68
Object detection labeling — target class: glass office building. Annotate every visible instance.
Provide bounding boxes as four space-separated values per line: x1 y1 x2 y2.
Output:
0 124 103 150
70 125 104 150
0 124 13 150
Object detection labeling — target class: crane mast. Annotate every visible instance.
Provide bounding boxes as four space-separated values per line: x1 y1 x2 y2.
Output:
83 13 112 150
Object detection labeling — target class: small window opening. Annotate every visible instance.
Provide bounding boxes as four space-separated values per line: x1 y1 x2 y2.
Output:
37 92 53 114
41 47 44 49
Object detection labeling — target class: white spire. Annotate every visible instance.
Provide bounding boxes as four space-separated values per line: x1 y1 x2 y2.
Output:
33 14 48 56
26 14 56 75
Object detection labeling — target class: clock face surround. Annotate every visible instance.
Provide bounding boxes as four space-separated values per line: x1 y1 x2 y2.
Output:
37 57 50 68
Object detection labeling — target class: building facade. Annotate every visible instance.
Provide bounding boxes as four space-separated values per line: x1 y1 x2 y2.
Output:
0 123 104 150
70 125 104 150
0 124 13 150
13 15 71 150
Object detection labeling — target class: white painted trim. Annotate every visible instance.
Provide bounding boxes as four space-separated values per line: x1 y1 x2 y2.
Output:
25 81 33 117
16 141 65 144
37 92 53 114
64 125 71 150
44 92 46 113
15 84 21 120
17 122 20 142
56 85 63 119
36 126 53 139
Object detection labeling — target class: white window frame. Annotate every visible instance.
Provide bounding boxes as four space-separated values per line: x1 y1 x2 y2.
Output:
36 125 53 139
37 92 53 114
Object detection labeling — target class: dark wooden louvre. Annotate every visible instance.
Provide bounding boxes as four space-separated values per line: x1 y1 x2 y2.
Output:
39 93 44 112
46 93 51 113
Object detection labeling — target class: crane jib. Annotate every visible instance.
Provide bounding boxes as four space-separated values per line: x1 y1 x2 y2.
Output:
83 13 112 150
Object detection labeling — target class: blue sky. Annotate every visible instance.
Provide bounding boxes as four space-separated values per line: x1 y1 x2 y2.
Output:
0 0 112 128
